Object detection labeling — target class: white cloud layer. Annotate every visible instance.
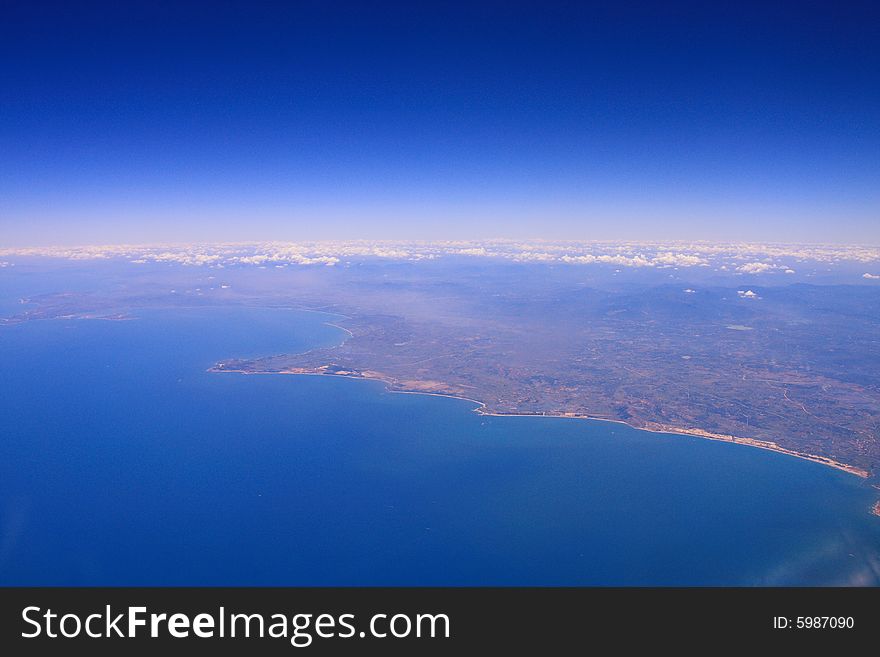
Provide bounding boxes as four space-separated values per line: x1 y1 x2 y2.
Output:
1 240 877 271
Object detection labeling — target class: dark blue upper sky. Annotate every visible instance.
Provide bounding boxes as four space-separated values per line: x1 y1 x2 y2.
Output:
2 1 878 244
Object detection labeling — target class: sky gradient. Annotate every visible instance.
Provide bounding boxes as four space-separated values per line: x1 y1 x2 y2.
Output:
2 1 879 245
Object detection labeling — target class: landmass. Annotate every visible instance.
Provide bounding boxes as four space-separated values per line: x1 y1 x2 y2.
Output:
198 274 880 482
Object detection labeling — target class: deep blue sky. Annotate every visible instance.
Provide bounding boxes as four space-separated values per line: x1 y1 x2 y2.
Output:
2 1 878 245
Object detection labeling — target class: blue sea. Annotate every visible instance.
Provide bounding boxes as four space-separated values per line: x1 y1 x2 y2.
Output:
1 304 878 585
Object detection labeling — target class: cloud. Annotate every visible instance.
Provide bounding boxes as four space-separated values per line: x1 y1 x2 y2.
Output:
737 290 760 299
863 273 880 280
652 252 708 267
737 262 778 274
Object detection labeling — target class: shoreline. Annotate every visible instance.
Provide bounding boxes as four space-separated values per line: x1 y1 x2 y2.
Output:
477 410 870 478
209 364 872 480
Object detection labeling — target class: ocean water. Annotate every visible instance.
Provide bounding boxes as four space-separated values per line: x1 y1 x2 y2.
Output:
0 306 878 585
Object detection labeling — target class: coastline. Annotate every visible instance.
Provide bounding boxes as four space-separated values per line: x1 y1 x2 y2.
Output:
477 410 870 479
209 364 872 481
323 322 354 338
